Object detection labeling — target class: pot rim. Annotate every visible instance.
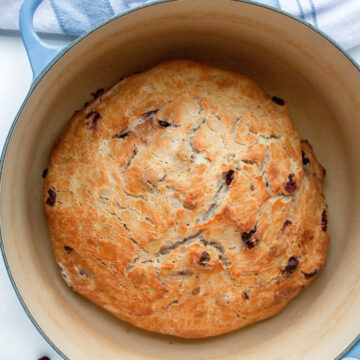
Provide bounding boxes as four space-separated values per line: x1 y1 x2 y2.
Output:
0 1 359 358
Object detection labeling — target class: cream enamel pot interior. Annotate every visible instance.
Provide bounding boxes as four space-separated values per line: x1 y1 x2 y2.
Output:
1 0 360 359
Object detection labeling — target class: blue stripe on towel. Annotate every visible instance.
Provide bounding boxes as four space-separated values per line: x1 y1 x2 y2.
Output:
308 0 319 26
49 0 67 34
273 0 281 9
49 0 115 35
295 0 306 19
104 0 115 17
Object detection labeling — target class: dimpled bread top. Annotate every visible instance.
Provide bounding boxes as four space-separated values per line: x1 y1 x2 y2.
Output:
43 60 329 338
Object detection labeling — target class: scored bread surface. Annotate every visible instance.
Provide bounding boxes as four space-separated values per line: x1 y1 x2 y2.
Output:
43 60 329 338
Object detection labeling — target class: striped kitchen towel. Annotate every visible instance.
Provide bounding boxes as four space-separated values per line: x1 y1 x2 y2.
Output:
0 0 359 50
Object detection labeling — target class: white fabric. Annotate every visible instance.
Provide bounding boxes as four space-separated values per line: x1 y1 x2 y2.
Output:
0 0 359 50
279 0 360 50
0 0 62 34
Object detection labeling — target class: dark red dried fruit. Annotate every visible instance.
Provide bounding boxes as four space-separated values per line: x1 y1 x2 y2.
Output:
272 96 285 106
283 256 299 274
143 109 158 118
42 168 48 178
192 287 200 295
321 209 327 231
177 270 194 276
91 88 104 99
242 226 258 249
64 246 73 254
225 170 235 186
91 112 101 130
242 292 249 300
302 150 310 166
45 189 56 206
85 111 94 119
199 251 210 266
85 111 101 130
114 131 130 139
38 357 50 360
79 269 88 278
282 220 292 231
284 174 296 193
158 120 171 127
302 269 319 279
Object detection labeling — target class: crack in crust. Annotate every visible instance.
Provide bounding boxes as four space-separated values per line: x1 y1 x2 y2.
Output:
44 60 329 339
201 182 227 222
156 230 204 257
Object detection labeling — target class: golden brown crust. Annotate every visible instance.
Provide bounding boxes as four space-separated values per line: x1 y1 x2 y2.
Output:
43 60 329 338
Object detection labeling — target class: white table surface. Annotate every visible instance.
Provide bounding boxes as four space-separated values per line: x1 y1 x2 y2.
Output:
1 30 360 360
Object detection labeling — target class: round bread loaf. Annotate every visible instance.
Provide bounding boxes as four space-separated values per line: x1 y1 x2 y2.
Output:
44 60 329 338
